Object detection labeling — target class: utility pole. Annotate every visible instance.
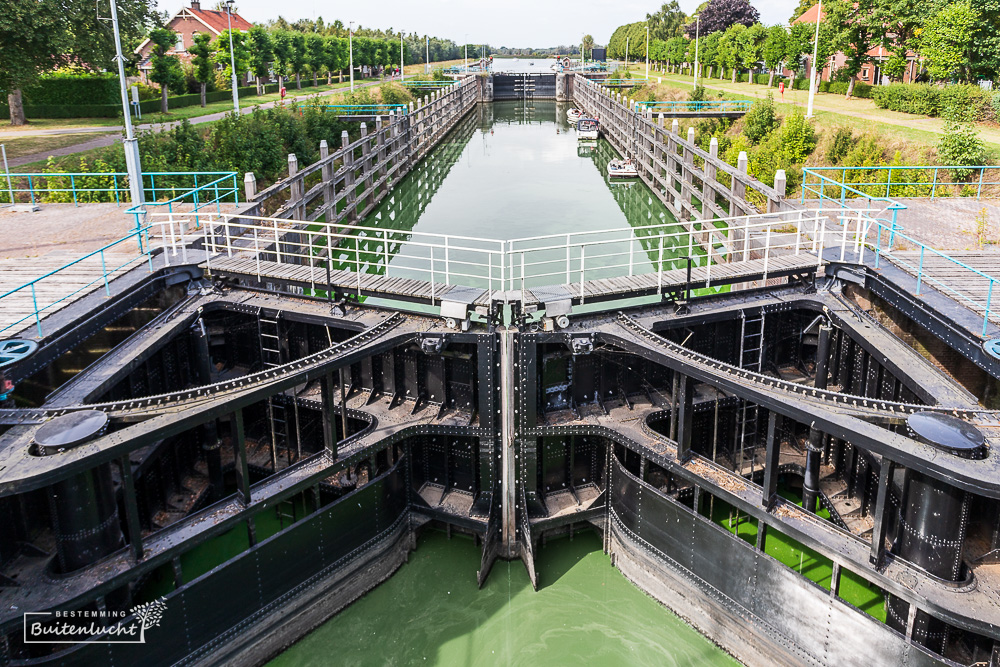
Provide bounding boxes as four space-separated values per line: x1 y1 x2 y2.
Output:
465 34 468 72
625 36 629 73
807 0 823 118
110 0 144 209
694 16 700 87
426 36 430 74
400 31 405 81
349 21 355 92
225 0 239 113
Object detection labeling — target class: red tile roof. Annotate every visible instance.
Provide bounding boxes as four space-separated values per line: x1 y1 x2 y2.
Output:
188 7 253 33
793 3 825 23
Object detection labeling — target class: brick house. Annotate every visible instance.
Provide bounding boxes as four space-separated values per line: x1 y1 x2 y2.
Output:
134 0 253 84
792 3 920 85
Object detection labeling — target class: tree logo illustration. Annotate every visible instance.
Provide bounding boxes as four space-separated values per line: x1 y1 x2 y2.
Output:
129 597 167 643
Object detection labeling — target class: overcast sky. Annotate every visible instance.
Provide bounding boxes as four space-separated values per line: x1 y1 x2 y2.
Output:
159 0 798 47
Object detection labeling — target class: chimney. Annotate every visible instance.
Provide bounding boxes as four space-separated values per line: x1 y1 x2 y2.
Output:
190 0 200 9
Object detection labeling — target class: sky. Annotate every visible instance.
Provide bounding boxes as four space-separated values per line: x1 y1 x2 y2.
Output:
158 0 799 49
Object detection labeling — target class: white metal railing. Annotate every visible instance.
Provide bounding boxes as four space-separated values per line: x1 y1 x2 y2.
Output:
150 208 870 300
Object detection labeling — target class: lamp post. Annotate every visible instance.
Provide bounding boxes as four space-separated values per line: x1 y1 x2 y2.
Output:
225 0 239 113
426 36 430 74
465 34 468 72
645 24 649 79
349 21 355 92
110 0 143 208
806 0 823 118
625 36 629 73
694 16 700 87
400 31 405 81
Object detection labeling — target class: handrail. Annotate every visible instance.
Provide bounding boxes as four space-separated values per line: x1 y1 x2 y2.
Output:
0 226 153 337
293 103 409 115
126 172 239 236
635 100 753 113
0 171 238 208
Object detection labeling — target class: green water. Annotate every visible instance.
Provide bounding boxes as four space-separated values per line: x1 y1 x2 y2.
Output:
269 530 737 667
333 101 699 291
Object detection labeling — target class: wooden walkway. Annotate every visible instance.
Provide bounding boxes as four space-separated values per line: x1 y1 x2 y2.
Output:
885 250 1000 326
0 251 147 334
207 252 821 307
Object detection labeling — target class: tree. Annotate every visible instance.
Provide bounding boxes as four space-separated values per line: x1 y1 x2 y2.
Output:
825 0 881 97
762 25 788 86
582 34 595 60
305 33 326 86
271 30 292 89
718 24 747 81
785 19 836 83
325 36 347 83
685 0 760 36
647 1 686 40
211 30 249 91
246 26 273 94
738 23 767 81
189 33 214 106
148 28 184 113
968 0 1000 81
666 36 689 72
289 32 307 88
0 0 156 126
921 1 979 81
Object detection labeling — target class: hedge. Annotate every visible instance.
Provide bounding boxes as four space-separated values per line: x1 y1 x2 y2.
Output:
21 72 121 106
1 82 300 120
872 83 995 120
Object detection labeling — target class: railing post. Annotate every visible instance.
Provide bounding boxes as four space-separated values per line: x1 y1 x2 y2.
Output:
771 169 786 214
916 245 925 295
984 278 994 338
30 283 42 337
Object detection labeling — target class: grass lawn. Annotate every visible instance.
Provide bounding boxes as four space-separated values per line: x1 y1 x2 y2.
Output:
0 132 114 160
626 66 1000 154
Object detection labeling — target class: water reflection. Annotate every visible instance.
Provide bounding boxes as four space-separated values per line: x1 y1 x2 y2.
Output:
330 101 699 290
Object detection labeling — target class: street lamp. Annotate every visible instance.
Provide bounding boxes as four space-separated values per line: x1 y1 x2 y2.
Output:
400 31 405 82
694 16 700 87
109 0 143 209
806 0 823 118
425 36 430 74
225 0 239 113
465 34 468 73
645 24 649 80
349 21 355 92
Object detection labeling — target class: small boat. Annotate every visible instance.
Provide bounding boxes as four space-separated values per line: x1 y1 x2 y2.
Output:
608 158 639 178
566 107 582 122
576 117 599 140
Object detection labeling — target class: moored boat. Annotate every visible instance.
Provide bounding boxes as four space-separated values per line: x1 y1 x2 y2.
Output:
576 117 599 140
608 157 639 178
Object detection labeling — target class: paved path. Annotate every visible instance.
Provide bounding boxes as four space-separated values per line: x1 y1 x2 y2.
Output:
6 79 386 168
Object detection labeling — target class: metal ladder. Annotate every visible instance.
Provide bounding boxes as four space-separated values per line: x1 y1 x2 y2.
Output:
258 311 290 470
737 310 765 476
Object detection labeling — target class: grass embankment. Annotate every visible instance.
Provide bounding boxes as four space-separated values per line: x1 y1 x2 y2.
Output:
0 133 114 160
625 66 1000 154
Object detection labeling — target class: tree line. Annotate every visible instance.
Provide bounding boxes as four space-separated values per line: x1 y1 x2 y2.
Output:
608 0 999 98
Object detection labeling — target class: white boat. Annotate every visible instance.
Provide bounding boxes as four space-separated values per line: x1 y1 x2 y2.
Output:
576 117 599 140
608 158 639 178
566 107 582 123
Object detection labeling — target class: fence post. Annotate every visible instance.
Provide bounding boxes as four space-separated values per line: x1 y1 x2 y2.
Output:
343 130 357 222
320 139 334 217
360 123 374 209
731 152 748 216
770 169 786 214
287 154 303 220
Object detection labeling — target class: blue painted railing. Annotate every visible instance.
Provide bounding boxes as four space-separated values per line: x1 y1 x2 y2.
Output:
0 171 238 208
401 80 460 88
126 172 240 235
634 100 753 113
0 226 153 337
803 165 999 337
600 78 647 87
293 103 409 116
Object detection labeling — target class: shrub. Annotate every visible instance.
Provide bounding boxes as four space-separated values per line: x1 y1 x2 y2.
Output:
741 94 779 144
689 85 707 102
938 108 988 180
873 83 993 119
779 112 817 163
828 128 855 164
379 83 414 106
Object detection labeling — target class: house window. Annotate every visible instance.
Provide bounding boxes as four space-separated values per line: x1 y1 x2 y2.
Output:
861 68 869 80
175 34 185 52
